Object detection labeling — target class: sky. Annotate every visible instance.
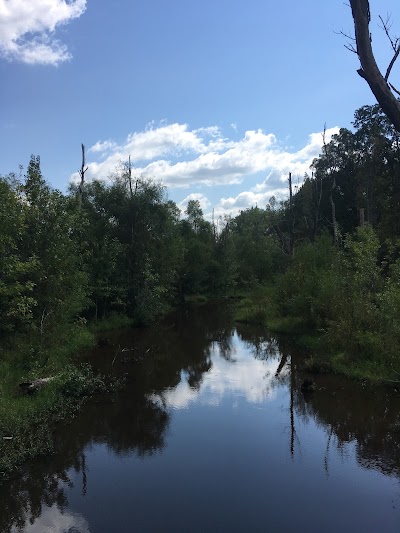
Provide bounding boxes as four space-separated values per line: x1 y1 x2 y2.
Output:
1 0 400 219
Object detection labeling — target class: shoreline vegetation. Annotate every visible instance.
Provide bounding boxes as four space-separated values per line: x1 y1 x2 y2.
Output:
2 102 400 477
0 315 130 480
234 232 400 386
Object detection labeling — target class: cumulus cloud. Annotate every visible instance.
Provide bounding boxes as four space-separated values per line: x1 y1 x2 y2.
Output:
178 193 211 214
72 123 339 193
197 188 288 222
0 0 87 65
89 139 117 153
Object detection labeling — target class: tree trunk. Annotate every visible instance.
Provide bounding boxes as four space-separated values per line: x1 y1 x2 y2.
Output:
330 174 339 246
78 143 88 208
288 172 295 257
350 0 400 132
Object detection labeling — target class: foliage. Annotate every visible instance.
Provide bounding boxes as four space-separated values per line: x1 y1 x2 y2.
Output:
2 100 400 443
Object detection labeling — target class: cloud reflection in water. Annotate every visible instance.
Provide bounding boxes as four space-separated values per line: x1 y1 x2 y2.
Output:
152 331 284 409
11 503 90 533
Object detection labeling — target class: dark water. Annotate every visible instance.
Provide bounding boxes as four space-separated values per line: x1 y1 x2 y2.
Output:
2 303 400 532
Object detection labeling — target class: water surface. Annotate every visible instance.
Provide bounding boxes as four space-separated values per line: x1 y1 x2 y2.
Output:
2 303 400 532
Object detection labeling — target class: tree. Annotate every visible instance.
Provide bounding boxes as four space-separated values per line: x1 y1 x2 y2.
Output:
0 175 37 335
349 0 400 132
179 200 214 296
21 156 87 342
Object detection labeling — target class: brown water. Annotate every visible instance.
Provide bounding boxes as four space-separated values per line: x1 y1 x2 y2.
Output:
1 303 400 532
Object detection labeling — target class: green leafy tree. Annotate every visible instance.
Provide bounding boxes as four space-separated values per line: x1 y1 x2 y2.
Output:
20 156 88 345
0 175 37 335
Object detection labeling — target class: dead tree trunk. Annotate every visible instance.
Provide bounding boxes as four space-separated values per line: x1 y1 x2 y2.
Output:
272 173 295 257
273 224 292 256
288 172 295 257
78 143 88 208
312 171 323 241
349 0 400 132
330 173 339 246
359 207 365 227
127 154 133 199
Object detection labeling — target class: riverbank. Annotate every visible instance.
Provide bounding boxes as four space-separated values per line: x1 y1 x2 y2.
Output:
0 315 133 479
1 289 398 480
234 287 400 386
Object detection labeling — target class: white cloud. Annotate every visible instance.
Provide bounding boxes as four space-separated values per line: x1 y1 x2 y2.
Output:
199 188 288 222
219 188 287 211
89 139 117 153
0 0 87 65
72 124 339 192
71 123 340 219
178 193 211 214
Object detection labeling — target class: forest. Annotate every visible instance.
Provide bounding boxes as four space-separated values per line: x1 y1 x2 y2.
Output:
2 102 400 380
1 101 400 474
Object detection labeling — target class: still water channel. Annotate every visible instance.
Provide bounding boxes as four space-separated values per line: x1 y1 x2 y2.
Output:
1 302 400 532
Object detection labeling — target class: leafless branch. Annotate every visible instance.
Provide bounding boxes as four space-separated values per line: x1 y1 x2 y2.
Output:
379 14 399 51
385 46 400 81
337 29 358 53
390 82 400 97
344 42 358 54
378 14 400 81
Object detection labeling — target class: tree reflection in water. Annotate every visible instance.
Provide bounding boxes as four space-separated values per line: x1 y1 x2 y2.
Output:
1 302 400 532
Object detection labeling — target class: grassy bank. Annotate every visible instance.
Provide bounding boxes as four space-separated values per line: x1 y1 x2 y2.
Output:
0 316 131 479
234 285 400 386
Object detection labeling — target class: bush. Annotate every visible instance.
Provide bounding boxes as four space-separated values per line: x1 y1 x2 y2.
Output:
272 233 341 329
58 364 107 398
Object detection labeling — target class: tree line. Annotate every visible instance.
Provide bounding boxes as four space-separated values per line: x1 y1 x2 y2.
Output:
1 102 400 378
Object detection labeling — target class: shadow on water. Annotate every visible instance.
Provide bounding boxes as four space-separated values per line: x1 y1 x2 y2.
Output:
1 302 400 532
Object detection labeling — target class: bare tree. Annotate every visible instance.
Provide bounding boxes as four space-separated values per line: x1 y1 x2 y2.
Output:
322 126 340 246
272 173 295 257
349 0 400 132
78 143 88 208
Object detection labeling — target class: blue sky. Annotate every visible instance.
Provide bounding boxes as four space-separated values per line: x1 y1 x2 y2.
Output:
1 0 399 218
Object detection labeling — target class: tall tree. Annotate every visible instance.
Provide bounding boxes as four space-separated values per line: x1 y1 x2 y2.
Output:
0 175 36 335
21 156 87 342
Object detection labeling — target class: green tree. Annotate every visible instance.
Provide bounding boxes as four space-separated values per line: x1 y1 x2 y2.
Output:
0 175 36 335
20 156 87 345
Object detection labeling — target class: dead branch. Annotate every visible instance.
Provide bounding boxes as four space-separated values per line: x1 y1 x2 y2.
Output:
390 82 400 97
78 143 88 208
349 0 400 132
378 14 399 52
379 15 400 80
337 29 358 53
386 46 400 81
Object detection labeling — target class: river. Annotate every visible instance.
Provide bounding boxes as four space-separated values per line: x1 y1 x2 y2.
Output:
1 302 400 532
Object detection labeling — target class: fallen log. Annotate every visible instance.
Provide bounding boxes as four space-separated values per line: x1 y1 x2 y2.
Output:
19 377 55 395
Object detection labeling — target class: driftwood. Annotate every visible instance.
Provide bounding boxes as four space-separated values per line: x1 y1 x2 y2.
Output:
19 377 55 395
